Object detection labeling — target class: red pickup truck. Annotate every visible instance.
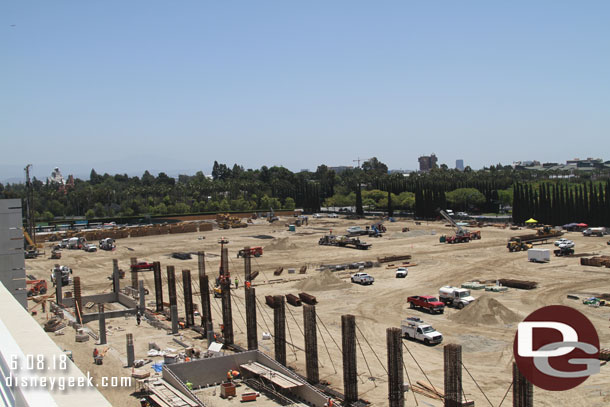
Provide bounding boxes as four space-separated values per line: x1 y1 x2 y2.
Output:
407 296 445 314
130 262 155 271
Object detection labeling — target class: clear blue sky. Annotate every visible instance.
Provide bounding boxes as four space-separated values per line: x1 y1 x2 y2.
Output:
2 1 609 181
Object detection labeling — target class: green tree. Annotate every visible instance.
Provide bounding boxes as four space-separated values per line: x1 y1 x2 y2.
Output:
445 188 486 211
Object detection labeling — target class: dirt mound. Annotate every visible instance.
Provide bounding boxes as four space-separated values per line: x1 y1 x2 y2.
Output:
448 294 521 326
294 270 351 292
264 237 298 251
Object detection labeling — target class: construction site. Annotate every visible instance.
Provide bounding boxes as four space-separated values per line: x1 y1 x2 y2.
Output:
22 214 610 406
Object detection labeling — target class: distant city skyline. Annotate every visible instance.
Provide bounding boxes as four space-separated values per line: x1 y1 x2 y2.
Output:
2 2 609 182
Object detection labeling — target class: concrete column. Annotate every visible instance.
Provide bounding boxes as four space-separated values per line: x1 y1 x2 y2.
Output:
153 261 163 312
171 305 178 335
245 287 257 350
98 304 107 345
112 259 120 293
130 257 138 289
73 277 82 325
221 280 234 345
138 280 145 312
387 327 404 407
126 333 134 367
513 362 533 407
182 269 194 327
444 344 462 407
54 268 63 305
303 304 319 384
167 266 177 308
342 314 358 405
274 295 286 366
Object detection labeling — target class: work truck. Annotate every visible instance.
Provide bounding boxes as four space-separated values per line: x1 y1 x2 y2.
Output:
407 296 445 314
439 286 475 309
401 317 443 345
351 272 374 285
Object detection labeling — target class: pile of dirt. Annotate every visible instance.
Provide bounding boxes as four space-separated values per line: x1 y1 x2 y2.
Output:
264 237 298 251
448 294 521 326
294 270 351 292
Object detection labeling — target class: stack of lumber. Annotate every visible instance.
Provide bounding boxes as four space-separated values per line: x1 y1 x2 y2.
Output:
498 279 538 290
580 256 610 267
378 254 411 264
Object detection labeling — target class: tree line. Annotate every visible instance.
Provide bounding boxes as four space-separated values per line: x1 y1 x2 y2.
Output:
0 158 608 226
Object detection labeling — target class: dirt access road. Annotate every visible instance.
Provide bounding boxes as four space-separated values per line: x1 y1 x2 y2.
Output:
27 217 610 406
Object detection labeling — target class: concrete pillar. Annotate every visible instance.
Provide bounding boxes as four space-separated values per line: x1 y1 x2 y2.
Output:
73 277 82 325
513 362 533 407
444 344 462 407
198 252 212 326
182 269 194 327
54 268 63 305
303 304 319 384
130 257 138 289
171 305 178 335
138 280 145 312
274 295 286 366
153 261 163 312
342 314 358 405
221 280 234 345
112 259 120 293
206 321 214 347
98 304 107 345
245 287 257 350
126 333 134 367
243 246 251 281
387 327 404 407
167 266 177 308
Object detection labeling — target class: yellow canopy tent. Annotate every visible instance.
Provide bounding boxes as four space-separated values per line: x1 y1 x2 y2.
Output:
525 218 538 224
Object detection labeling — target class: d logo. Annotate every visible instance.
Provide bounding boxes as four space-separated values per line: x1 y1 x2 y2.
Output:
513 305 600 391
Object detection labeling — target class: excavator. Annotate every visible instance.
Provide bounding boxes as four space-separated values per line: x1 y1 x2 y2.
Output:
439 210 481 243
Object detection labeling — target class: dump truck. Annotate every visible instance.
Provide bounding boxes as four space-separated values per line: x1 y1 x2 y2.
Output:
401 317 443 345
319 235 371 250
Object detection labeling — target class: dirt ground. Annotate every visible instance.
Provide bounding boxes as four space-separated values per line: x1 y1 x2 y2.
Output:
27 216 610 406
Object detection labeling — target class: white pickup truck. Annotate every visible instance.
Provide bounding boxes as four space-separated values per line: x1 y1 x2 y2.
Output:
351 272 374 285
401 317 443 345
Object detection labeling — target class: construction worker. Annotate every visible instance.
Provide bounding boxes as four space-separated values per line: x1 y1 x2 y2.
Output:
245 280 251 289
186 380 193 390
234 277 239 289
136 312 141 326
231 370 240 380
93 348 99 363
227 370 233 382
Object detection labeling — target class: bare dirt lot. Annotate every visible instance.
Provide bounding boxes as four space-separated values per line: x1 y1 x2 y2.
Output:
28 217 610 406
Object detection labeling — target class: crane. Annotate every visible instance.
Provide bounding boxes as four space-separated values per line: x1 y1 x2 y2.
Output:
438 209 481 243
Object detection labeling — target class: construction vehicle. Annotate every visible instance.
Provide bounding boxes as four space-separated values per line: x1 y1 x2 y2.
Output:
26 279 48 297
507 240 533 252
439 286 475 309
507 226 562 251
50 265 72 286
99 238 116 251
267 208 279 223
23 230 44 258
216 214 247 229
50 248 62 259
554 244 575 256
439 210 481 244
237 247 263 258
401 317 443 345
319 234 372 250
583 227 606 237
67 237 87 250
83 243 97 252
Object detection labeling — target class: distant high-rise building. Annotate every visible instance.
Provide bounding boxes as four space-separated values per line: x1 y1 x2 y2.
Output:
456 159 464 171
418 154 438 172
